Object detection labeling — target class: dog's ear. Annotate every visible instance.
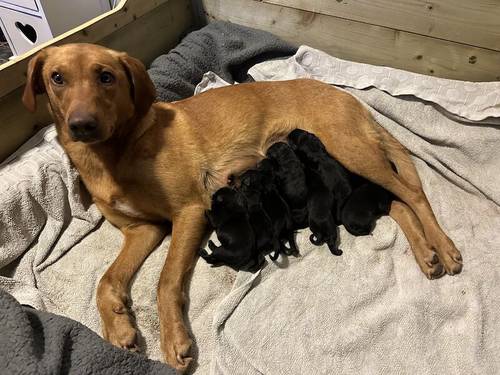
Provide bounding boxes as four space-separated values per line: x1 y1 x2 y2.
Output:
119 54 156 119
22 50 47 112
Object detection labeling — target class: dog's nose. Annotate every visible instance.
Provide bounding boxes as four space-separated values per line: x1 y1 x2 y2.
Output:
68 113 99 141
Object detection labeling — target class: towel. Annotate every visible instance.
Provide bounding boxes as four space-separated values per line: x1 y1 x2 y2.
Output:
202 46 500 374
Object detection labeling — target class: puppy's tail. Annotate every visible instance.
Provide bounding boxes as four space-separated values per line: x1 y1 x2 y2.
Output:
208 240 220 252
310 233 324 246
327 241 343 256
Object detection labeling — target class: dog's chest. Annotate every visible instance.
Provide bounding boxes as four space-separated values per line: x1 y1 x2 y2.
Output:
112 199 145 218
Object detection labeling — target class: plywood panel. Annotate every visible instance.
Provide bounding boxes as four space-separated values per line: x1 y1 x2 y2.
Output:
0 0 193 98
0 0 193 161
264 0 500 51
202 0 500 81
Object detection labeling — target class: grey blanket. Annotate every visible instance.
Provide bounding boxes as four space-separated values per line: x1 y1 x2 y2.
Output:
0 290 175 375
0 21 294 374
148 20 296 102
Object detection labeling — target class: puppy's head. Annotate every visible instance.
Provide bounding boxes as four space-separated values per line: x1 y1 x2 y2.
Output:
288 129 324 164
211 187 246 220
22 43 156 144
266 142 292 161
256 159 276 192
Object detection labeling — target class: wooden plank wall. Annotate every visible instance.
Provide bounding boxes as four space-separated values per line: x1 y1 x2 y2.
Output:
200 0 500 81
0 0 193 161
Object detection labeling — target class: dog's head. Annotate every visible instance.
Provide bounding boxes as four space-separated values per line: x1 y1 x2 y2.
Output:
22 43 156 144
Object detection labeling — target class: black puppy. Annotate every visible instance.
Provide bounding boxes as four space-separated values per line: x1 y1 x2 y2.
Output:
239 169 278 259
288 129 352 222
341 181 393 236
288 129 350 255
256 158 299 258
199 187 262 272
303 166 342 255
266 142 308 229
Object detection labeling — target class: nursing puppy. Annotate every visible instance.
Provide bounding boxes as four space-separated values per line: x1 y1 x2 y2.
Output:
266 142 308 229
239 169 277 260
341 182 393 236
199 187 261 272
257 159 298 258
304 166 342 255
288 129 352 222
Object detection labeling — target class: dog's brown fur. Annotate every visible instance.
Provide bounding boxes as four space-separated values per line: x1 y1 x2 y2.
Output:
23 43 462 372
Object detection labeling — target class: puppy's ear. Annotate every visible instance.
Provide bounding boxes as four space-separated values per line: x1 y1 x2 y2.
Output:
119 53 156 119
22 50 47 112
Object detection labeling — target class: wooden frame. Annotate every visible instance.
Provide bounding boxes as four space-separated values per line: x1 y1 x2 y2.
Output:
199 0 500 82
0 0 193 162
2 0 499 161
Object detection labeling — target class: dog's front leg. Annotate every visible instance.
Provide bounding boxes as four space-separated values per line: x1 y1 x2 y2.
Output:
157 205 207 372
97 223 167 351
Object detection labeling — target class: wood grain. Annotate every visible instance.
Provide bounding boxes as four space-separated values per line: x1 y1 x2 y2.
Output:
264 0 500 51
0 0 192 161
202 0 500 81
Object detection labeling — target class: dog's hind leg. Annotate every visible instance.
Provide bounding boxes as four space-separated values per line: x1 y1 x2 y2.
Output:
389 200 444 279
311 121 462 276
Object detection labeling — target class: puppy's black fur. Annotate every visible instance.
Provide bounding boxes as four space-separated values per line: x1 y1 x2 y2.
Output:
257 158 299 258
341 181 393 236
199 187 261 272
239 169 278 258
288 129 352 222
266 142 308 229
303 165 342 255
288 129 351 255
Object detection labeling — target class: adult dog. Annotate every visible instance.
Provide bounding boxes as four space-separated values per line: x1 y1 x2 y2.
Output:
22 43 462 371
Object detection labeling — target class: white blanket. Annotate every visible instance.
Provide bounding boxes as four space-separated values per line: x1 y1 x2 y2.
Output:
1 46 499 374
206 46 500 374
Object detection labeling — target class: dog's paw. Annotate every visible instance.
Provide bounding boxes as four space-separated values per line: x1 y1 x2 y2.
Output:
410 241 446 280
161 328 193 373
101 310 139 352
435 239 463 276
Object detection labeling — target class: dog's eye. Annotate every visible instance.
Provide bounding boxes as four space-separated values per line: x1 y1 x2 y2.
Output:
99 71 115 85
51 72 64 85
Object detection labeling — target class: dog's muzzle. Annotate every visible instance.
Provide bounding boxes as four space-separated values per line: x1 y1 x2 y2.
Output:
68 113 100 142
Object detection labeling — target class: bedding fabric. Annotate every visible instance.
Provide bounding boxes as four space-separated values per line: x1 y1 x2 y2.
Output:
0 22 499 374
0 290 175 375
202 46 500 374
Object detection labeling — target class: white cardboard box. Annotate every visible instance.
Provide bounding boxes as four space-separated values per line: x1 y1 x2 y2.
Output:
0 0 111 56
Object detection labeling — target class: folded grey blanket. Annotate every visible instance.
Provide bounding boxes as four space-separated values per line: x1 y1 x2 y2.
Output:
148 20 296 102
0 290 175 375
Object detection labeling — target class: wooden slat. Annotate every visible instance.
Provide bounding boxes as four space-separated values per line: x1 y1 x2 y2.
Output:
264 0 500 51
0 0 193 162
202 0 500 81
